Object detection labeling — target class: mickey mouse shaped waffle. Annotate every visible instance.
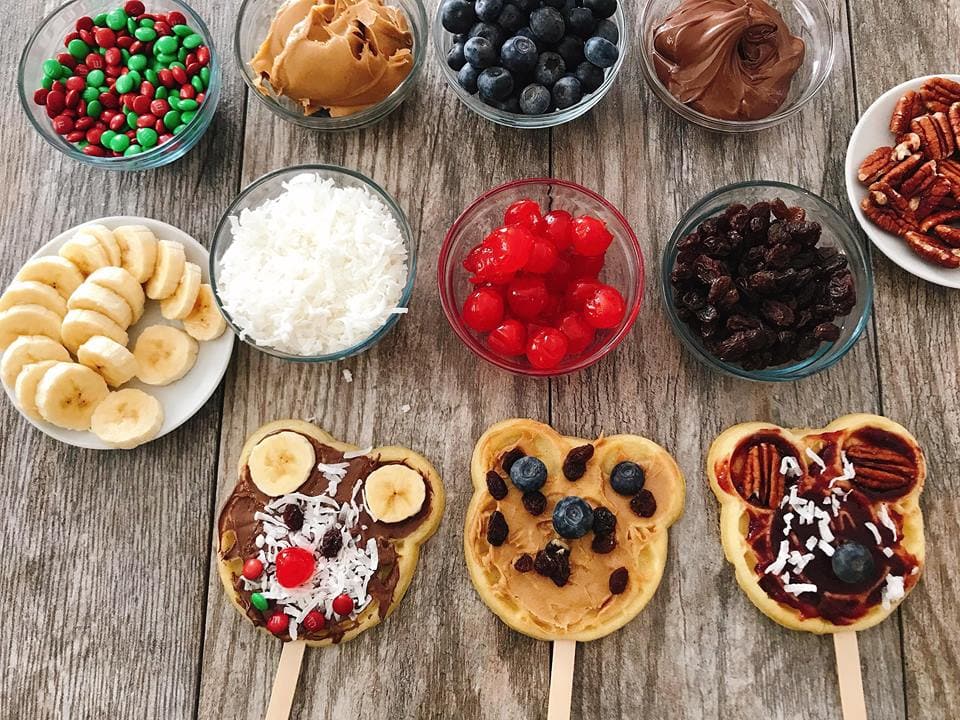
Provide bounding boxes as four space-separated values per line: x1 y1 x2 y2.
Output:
465 419 685 641
708 414 925 633
217 420 444 645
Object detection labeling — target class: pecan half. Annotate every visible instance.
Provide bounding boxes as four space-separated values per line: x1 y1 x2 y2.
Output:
920 77 960 112
893 132 922 160
899 159 938 197
912 115 951 160
740 442 785 509
857 146 896 184
869 181 916 215
914 177 954 219
845 435 919 494
934 225 960 248
933 112 957 157
940 158 960 186
883 152 925 188
860 196 917 236
950 102 960 144
904 231 960 268
890 90 924 134
920 208 960 232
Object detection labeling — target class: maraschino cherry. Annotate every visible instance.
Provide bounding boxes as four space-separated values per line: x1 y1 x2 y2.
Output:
275 547 315 588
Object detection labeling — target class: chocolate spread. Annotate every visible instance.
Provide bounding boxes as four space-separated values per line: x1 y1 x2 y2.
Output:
218 433 432 642
651 0 805 121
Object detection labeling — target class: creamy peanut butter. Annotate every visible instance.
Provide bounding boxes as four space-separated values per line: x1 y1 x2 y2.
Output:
251 0 414 117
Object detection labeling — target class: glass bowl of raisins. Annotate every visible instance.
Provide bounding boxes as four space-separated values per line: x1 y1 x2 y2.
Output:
662 181 873 381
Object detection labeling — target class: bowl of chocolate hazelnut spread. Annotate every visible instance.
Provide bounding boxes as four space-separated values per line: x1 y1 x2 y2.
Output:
639 0 835 131
235 0 427 129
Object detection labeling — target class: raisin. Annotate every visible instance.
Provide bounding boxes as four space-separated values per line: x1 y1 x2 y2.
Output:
630 489 657 518
487 511 509 546
677 232 702 252
501 448 524 473
681 290 707 311
694 255 726 284
552 555 571 587
609 567 629 595
814 322 841 342
283 505 304 532
320 528 343 558
592 506 616 536
534 540 571 586
698 217 721 236
534 549 557 577
591 533 617 554
486 470 508 500
563 444 594 480
761 300 795 327
514 554 534 573
522 490 547 516
708 276 739 307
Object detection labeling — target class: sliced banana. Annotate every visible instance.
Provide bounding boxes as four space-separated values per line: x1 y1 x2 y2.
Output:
0 280 68 317
114 225 159 283
0 304 62 350
82 224 122 267
35 361 109 431
91 388 164 449
16 257 84 301
86 266 146 322
144 240 186 300
61 308 128 354
77 335 139 387
133 324 198 385
183 284 226 341
364 464 426 523
14 360 60 421
59 233 110 275
160 261 202 320
248 431 316 496
67 283 133 329
1 335 70 390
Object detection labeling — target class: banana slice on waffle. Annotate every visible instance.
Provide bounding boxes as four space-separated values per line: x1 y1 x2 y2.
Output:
465 419 685 641
707 413 925 634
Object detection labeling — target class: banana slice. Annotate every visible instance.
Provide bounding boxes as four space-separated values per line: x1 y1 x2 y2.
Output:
82 224 122 267
0 304 62 350
16 257 83 301
182 284 226 341
160 261 202 320
67 283 133 329
77 335 139 387
91 388 164 449
364 464 426 523
61 309 128 354
248 431 316 496
14 360 60 421
114 225 159 283
35 361 109 431
86 267 146 322
133 324 198 385
1 335 70 389
144 240 186 300
59 233 110 275
0 280 68 317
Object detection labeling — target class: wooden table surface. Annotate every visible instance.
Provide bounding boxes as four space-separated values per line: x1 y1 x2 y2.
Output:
1 1 957 718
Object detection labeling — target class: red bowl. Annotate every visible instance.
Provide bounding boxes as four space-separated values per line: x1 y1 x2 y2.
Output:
438 178 644 377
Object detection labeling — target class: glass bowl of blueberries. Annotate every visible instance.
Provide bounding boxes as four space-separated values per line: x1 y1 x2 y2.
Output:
661 181 873 382
433 0 626 128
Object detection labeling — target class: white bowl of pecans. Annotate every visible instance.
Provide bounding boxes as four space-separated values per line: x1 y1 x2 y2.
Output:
845 74 960 288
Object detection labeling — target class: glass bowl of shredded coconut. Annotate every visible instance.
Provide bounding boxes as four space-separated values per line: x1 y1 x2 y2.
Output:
211 166 415 360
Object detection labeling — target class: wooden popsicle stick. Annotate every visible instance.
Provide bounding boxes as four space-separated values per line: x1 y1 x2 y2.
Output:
833 630 868 720
265 640 306 720
547 640 577 720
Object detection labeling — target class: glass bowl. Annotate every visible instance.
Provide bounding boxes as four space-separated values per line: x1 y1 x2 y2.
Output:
235 0 427 130
638 0 835 133
210 164 417 362
662 181 873 382
438 178 644 377
18 0 220 170
432 2 628 129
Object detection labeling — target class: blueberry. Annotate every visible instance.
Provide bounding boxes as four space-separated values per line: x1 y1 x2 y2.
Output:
529 7 566 44
565 7 596 38
519 83 551 114
555 35 585 68
483 95 522 113
832 542 877 585
575 61 605 93
514 0 539 10
453 32 469 44
584 36 619 68
509 455 548 492
458 63 480 93
552 496 594 539
610 461 645 495
534 51 565 86
497 3 526 32
469 22 506 50
594 18 619 44
464 36 497 68
584 0 617 19
514 27 543 52
552 74 582 109
475 0 504 22
441 0 477 33
447 42 466 71
501 36 539 73
478 67 515 100
541 0 566 7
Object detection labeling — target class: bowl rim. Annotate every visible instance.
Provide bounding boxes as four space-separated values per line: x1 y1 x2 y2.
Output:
661 180 874 382
431 2 629 130
18 0 220 167
234 0 428 129
209 163 418 362
637 0 836 133
438 177 644 377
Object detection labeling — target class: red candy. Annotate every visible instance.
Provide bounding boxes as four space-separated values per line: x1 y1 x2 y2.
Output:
150 98 169 116
242 557 264 580
332 593 354 616
132 95 151 114
275 547 315 588
266 612 289 635
104 47 122 66
75 16 94 31
94 27 116 48
125 0 146 15
52 115 74 134
302 610 326 632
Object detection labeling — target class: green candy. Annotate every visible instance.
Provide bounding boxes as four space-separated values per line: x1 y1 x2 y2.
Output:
99 129 117 148
127 69 142 85
155 36 179 55
173 123 187 135
42 59 61 78
178 98 199 112
172 24 194 37
85 69 105 88
145 69 159 85
109 133 130 152
126 17 137 34
163 110 181 129
134 27 156 42
77 140 89 149
106 8 127 31
98 85 110 94
115 74 135 94
155 86 168 100
136 127 158 148
182 33 203 50
82 87 99 102
180 109 196 124
250 593 268 611
127 54 147 72
93 12 108 26
156 53 177 66
41 75 54 90
123 144 143 156
127 113 138 129
139 18 155 28
167 96 181 111
121 48 130 61
86 100 102 118
200 67 210 86
169 61 186 70
67 38 89 59
191 76 203 93
177 47 188 63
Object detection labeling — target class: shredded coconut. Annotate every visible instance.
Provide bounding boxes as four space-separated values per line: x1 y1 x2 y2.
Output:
342 369 353 383
805 447 827 473
878 504 898 541
780 456 803 478
785 582 818 596
881 574 905 609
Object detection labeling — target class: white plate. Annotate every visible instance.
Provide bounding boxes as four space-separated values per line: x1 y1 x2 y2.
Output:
3 216 234 450
844 73 960 289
